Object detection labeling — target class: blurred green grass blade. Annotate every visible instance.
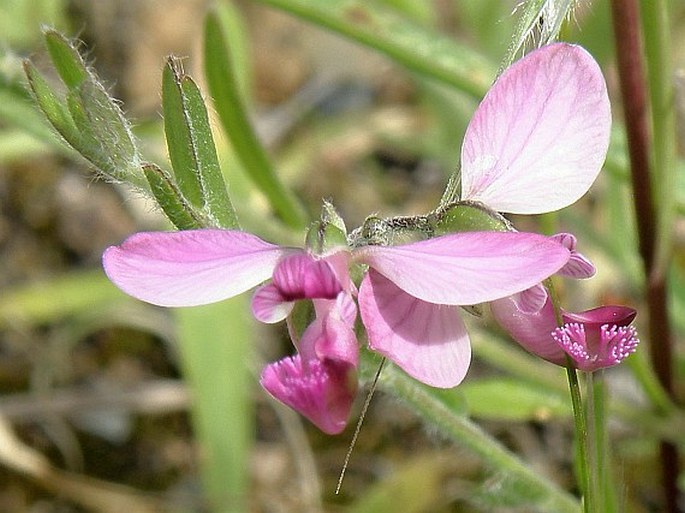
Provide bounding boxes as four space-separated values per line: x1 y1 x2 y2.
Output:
253 0 496 98
143 163 206 230
204 7 306 229
0 271 127 329
44 29 88 88
176 299 253 513
0 71 70 151
0 129 51 162
461 378 570 421
162 57 239 229
0 0 68 48
347 455 448 513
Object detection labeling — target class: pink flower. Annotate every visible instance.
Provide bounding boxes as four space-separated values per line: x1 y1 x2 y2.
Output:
459 43 611 215
491 298 639 371
102 42 614 428
103 229 570 391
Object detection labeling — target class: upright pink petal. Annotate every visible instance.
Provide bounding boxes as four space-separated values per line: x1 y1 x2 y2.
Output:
461 43 611 214
359 270 471 388
103 230 290 307
354 231 569 306
490 294 567 365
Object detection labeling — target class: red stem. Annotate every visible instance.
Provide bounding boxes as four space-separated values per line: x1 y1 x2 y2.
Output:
609 1 679 511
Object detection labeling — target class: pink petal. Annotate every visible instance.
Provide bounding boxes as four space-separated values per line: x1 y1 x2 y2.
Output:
301 304 359 367
562 305 636 328
490 294 567 365
354 231 570 306
461 43 611 214
551 233 596 278
313 293 358 329
271 252 345 299
251 283 294 324
260 355 357 434
359 271 471 388
103 229 290 307
512 284 549 314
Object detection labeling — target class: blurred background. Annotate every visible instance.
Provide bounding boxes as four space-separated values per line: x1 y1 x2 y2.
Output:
1 0 685 512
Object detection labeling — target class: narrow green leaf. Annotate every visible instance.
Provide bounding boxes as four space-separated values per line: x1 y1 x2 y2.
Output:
162 57 238 228
181 77 239 229
210 1 252 104
76 79 139 174
162 58 205 208
143 163 205 230
204 8 307 229
23 60 81 147
176 299 253 513
44 29 89 88
252 0 496 98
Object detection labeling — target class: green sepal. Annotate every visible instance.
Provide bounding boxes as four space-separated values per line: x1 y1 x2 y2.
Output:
143 163 205 230
429 201 512 235
305 200 349 254
44 29 88 88
321 199 347 234
162 57 239 229
305 222 348 255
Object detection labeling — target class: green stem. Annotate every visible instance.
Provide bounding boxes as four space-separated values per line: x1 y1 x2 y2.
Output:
585 372 599 512
369 358 580 513
566 366 592 513
591 371 618 513
548 282 593 511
